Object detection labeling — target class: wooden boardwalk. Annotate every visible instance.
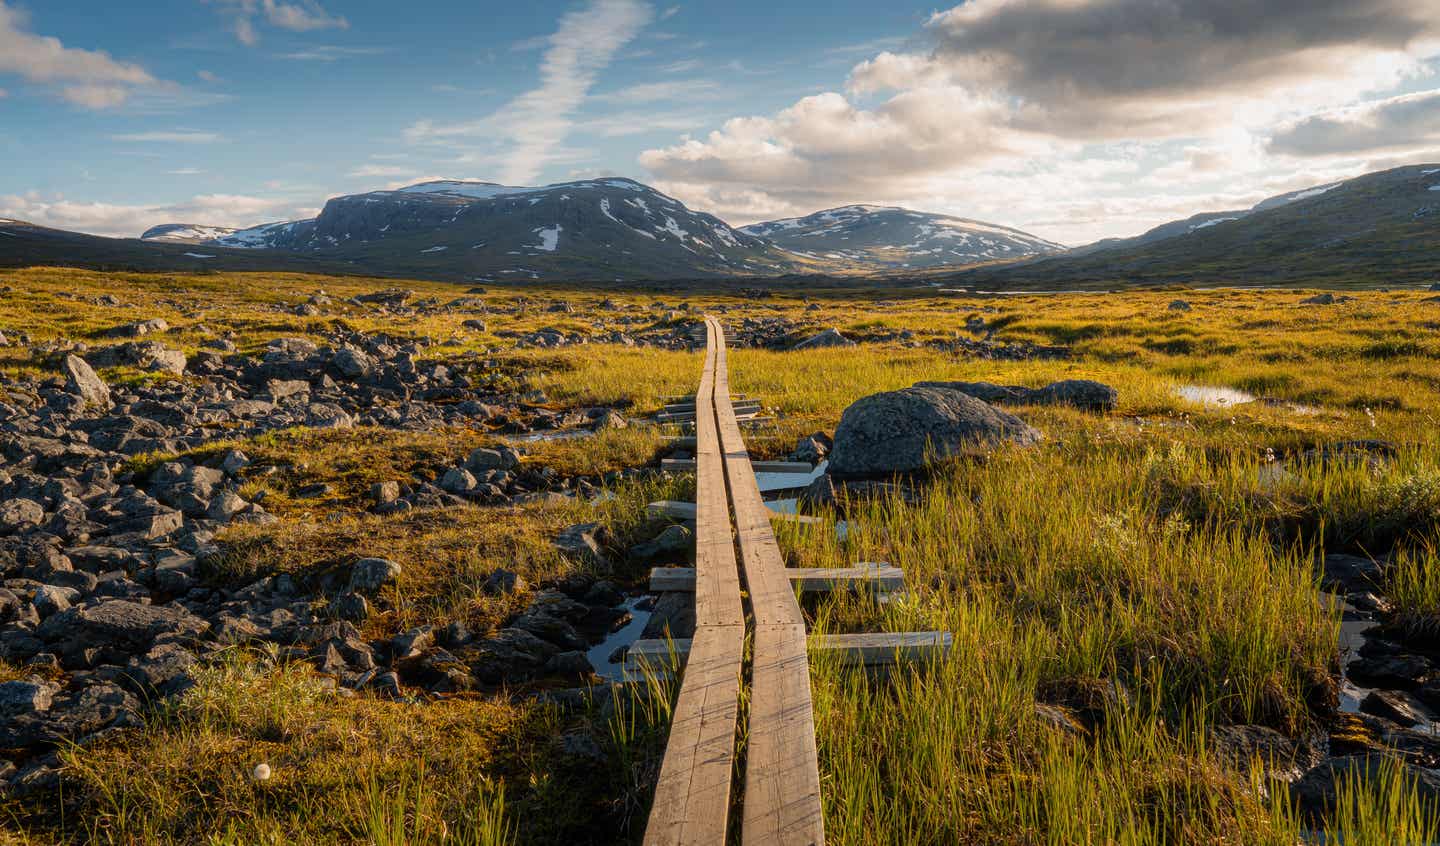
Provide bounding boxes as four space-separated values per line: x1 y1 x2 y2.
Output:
643 317 948 846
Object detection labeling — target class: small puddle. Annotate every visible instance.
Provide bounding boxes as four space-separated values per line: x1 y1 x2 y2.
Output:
587 597 653 683
765 497 850 542
1331 594 1440 732
515 428 597 443
1175 384 1257 408
755 461 827 494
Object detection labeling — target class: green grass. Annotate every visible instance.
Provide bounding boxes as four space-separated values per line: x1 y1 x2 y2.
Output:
6 268 1440 843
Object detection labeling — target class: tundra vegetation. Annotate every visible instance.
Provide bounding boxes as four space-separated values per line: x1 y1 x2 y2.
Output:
0 267 1437 844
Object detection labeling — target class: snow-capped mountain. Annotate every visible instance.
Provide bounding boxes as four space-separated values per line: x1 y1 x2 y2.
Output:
140 223 240 244
143 178 801 280
741 205 1065 269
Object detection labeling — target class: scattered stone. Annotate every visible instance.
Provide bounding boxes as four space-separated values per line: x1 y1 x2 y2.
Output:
791 328 855 350
1360 689 1430 727
349 558 402 593
62 355 111 408
480 568 527 596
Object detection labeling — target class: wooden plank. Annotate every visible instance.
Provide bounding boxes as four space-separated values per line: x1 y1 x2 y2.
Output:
664 400 761 414
628 631 952 671
705 316 825 846
742 624 825 846
642 625 744 846
644 317 744 846
660 459 815 474
646 500 826 526
650 564 904 593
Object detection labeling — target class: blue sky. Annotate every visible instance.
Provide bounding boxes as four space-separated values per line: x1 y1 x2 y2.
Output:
3 0 1440 245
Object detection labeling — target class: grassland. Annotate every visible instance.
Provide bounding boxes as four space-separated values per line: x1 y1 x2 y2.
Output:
2 267 1439 843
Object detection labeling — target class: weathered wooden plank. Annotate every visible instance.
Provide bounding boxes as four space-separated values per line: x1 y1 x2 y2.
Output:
742 623 825 846
642 625 744 846
646 500 825 526
627 630 953 670
704 316 825 846
660 458 814 474
664 399 761 414
650 564 904 593
644 317 744 846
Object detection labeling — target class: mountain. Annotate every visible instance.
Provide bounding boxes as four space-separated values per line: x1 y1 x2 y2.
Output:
140 223 241 244
948 165 1440 289
741 205 1064 269
0 219 352 275
142 178 808 282
1066 182 1345 258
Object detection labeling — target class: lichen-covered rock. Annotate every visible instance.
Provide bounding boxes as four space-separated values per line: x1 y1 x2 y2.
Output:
829 387 1042 478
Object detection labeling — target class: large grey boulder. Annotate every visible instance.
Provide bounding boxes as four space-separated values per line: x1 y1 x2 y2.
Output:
913 379 1118 412
829 386 1042 478
63 355 111 408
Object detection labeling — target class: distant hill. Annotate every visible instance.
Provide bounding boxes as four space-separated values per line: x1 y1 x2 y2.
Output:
948 165 1440 289
0 219 349 276
742 205 1064 269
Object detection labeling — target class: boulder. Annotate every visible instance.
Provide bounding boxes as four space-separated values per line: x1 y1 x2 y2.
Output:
1168 300 1192 311
62 355 111 408
913 379 1118 412
828 387 1042 478
440 467 479 495
106 318 169 338
791 328 855 350
349 557 402 593
0 498 44 532
1291 755 1440 817
554 523 611 569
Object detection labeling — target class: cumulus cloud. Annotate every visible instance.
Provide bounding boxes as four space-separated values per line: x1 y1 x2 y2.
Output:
0 1 157 108
640 0 1440 241
405 0 653 184
0 191 296 238
1269 88 1440 156
210 0 349 46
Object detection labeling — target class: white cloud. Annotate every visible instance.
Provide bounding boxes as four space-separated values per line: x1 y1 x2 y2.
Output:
0 191 296 237
212 0 349 45
1269 88 1440 156
348 164 416 179
405 0 653 184
168 168 205 175
0 1 158 108
640 0 1440 243
111 130 223 143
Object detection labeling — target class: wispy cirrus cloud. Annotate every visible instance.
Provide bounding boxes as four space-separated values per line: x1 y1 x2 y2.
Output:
277 44 391 61
111 130 224 143
405 0 654 184
209 0 349 46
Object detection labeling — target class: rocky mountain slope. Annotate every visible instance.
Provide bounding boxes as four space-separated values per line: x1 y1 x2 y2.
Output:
742 205 1064 269
145 178 809 282
139 224 240 244
949 165 1440 289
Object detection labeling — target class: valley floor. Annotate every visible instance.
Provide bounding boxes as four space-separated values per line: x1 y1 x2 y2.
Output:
1 268 1439 844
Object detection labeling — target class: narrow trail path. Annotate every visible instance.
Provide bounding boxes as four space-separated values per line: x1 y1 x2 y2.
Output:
642 318 948 846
